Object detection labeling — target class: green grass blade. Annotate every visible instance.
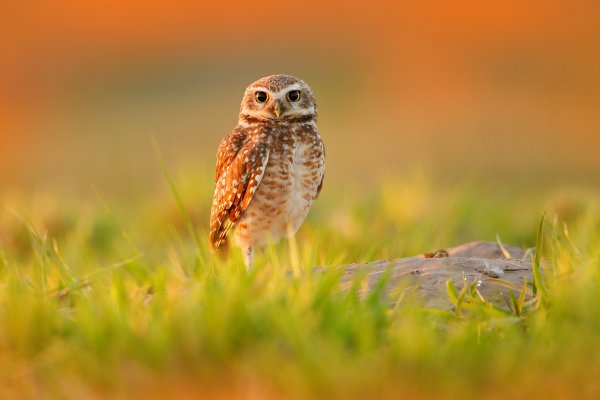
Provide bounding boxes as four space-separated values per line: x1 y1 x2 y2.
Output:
517 280 528 315
496 234 512 259
446 279 459 304
152 137 204 261
532 211 546 303
508 290 519 316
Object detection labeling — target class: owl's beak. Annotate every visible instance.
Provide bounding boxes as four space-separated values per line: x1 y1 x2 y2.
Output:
273 101 282 118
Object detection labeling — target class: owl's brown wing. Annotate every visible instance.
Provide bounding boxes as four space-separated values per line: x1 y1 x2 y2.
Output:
315 137 325 199
209 130 270 251
315 173 324 199
213 127 247 183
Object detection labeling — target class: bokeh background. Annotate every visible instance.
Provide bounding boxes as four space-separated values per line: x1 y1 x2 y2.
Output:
1 0 599 198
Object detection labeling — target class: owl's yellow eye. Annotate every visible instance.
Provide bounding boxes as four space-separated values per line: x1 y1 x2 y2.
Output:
255 91 268 103
286 90 301 102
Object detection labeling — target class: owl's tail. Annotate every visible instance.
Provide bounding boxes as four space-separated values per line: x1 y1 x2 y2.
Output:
209 231 230 261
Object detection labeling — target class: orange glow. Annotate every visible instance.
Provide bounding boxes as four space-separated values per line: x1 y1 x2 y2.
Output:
1 0 599 187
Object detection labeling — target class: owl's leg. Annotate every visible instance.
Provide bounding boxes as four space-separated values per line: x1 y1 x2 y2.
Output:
242 246 254 270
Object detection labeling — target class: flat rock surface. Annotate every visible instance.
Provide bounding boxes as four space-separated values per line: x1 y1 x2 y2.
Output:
340 241 533 309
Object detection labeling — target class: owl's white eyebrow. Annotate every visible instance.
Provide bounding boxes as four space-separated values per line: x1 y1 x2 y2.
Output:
250 83 306 97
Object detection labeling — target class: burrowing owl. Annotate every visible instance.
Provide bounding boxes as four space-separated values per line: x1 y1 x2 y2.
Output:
209 74 325 268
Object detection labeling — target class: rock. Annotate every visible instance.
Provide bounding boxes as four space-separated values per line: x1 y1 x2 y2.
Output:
436 240 526 259
339 241 533 310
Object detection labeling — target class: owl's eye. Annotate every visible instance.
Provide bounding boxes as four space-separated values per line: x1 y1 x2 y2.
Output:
286 90 301 102
255 91 268 103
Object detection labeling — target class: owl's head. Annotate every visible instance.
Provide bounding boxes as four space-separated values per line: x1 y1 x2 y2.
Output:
240 74 317 122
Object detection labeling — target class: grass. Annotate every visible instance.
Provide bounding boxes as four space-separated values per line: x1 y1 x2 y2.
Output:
1 173 599 399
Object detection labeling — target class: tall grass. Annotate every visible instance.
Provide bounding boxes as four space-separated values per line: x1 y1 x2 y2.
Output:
0 175 599 398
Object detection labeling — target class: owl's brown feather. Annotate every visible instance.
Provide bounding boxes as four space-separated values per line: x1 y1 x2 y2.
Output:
209 128 269 251
315 174 324 199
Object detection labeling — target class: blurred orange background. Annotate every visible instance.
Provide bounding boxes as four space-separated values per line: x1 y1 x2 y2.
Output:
1 0 599 195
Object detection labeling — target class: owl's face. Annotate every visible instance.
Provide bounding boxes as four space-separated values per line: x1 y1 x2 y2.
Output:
240 74 317 122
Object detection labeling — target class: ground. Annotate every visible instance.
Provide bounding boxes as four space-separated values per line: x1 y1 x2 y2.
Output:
1 173 599 399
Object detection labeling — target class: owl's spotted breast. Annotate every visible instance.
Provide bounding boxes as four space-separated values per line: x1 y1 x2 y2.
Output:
234 122 324 250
